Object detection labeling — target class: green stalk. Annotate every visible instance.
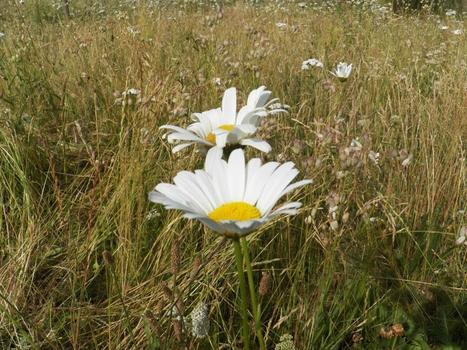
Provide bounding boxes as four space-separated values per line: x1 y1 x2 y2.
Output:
233 239 250 350
241 237 266 350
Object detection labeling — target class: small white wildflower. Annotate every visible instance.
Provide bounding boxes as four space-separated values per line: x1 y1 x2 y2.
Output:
145 209 160 220
123 88 141 96
350 139 363 150
369 217 378 223
330 220 339 230
301 58 324 70
276 22 287 29
446 9 456 17
0 32 5 39
213 77 221 86
331 62 352 81
439 25 449 30
401 154 413 167
304 215 313 225
368 151 380 165
298 2 307 8
190 302 209 338
451 29 463 35
455 226 467 246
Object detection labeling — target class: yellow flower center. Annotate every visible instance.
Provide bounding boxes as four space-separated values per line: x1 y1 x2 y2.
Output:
208 201 261 222
205 124 235 144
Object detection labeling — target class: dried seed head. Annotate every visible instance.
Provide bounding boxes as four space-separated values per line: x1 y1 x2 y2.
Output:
259 272 271 296
161 282 174 300
144 310 162 337
391 323 404 337
171 240 181 275
190 255 202 280
102 250 113 268
379 326 394 339
173 319 183 342
190 302 210 338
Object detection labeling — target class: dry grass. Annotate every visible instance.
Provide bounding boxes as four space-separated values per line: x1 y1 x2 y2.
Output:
0 0 466 349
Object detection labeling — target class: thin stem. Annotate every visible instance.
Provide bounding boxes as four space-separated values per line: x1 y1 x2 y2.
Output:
241 237 266 350
233 239 250 350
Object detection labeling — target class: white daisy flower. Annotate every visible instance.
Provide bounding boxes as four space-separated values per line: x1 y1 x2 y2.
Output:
161 87 286 154
451 29 463 35
276 22 287 29
331 62 353 81
301 58 324 70
149 147 312 238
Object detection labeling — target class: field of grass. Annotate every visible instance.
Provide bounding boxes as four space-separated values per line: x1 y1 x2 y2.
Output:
0 0 466 349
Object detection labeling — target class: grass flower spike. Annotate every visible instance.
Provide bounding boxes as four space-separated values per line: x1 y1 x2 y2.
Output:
160 86 286 154
331 62 352 81
149 147 311 238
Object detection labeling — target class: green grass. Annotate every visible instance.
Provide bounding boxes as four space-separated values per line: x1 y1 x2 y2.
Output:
0 0 465 349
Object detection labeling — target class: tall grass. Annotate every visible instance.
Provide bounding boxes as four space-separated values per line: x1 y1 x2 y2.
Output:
0 0 465 349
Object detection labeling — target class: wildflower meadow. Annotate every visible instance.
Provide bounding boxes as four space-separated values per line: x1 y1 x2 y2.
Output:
0 0 465 349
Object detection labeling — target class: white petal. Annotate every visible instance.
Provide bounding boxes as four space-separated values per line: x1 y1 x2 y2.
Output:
172 142 194 153
221 87 237 124
280 179 313 196
227 149 246 201
243 161 280 205
240 138 272 153
174 171 216 213
205 147 224 175
257 162 299 214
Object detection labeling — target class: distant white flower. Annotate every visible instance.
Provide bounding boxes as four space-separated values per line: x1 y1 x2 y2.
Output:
213 77 221 86
439 25 449 30
368 151 380 165
331 62 352 81
455 226 467 246
451 29 463 35
401 154 413 167
161 86 286 153
276 22 287 29
123 88 141 96
446 9 456 17
298 2 307 8
0 32 5 39
301 58 324 70
149 148 312 238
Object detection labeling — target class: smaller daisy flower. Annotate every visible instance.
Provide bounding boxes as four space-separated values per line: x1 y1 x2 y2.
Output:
451 29 463 35
331 62 352 81
161 87 286 154
301 58 324 70
149 147 311 238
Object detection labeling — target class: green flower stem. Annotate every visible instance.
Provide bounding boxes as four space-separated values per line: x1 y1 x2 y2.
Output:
233 239 250 350
240 237 266 350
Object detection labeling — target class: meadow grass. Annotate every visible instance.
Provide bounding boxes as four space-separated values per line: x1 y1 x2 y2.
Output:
0 0 466 349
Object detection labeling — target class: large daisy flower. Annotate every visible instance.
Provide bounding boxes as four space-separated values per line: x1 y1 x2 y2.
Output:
160 86 286 154
149 147 311 237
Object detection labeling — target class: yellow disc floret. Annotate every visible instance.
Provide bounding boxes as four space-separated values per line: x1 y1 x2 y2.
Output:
208 202 261 222
219 124 235 131
205 124 235 144
206 132 216 144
